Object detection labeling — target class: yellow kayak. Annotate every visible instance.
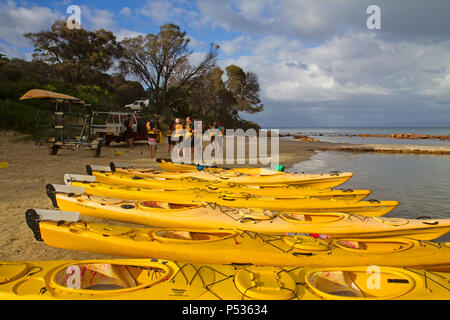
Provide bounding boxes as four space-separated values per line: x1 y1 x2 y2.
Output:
43 191 449 239
80 172 370 202
158 158 221 172
1 258 449 300
27 209 450 271
157 158 284 174
61 182 397 217
100 163 354 188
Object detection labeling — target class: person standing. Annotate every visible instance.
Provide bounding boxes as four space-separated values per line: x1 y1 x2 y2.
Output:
185 116 194 161
215 122 224 152
204 122 217 154
123 114 134 149
167 119 176 156
171 118 185 160
146 116 160 159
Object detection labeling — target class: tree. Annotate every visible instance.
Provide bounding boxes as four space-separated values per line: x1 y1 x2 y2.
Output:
186 65 264 128
225 65 264 114
24 20 121 85
119 23 219 114
186 67 225 116
109 74 147 107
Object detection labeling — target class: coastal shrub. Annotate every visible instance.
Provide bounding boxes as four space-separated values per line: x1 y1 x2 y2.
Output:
0 99 49 139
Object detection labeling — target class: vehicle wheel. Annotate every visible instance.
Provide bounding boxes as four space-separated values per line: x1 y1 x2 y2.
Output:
49 145 58 155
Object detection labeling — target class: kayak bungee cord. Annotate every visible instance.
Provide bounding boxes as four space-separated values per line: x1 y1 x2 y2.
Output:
403 268 450 292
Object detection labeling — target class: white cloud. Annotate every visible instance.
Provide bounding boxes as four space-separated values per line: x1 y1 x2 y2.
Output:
139 0 201 27
220 36 249 56
189 51 207 67
115 29 146 42
80 6 116 30
140 1 174 24
196 0 450 43
0 0 62 47
187 37 206 50
235 0 271 18
0 41 22 58
220 31 450 104
80 7 145 42
419 74 450 101
120 6 131 17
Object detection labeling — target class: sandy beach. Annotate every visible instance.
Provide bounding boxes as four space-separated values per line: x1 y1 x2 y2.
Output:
0 131 330 262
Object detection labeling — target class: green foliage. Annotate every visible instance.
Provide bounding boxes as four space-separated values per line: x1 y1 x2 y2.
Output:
185 65 263 129
24 20 121 85
225 65 264 114
0 56 145 137
0 99 50 139
75 85 117 109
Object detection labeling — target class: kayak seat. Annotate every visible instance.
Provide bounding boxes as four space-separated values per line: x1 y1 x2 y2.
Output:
141 201 158 208
309 271 364 298
338 241 362 249
159 231 193 240
287 214 310 222
140 201 164 209
55 264 138 290
139 202 201 211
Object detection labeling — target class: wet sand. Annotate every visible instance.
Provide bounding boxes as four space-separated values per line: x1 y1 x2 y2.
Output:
0 131 327 262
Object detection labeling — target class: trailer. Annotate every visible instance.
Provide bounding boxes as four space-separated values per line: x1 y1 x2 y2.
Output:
19 89 103 157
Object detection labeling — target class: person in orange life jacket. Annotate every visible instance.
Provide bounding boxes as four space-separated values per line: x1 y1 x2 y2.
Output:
170 118 185 159
146 116 160 159
123 114 134 149
172 118 184 142
185 116 195 159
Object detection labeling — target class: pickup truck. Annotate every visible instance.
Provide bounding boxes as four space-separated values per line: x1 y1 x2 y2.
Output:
90 112 148 146
125 99 150 111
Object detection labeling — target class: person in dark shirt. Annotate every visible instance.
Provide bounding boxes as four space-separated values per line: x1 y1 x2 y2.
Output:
123 114 134 149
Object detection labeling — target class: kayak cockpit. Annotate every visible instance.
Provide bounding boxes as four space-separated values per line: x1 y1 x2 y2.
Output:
152 229 237 243
279 212 346 224
305 267 415 299
50 261 170 295
333 239 414 253
137 201 202 211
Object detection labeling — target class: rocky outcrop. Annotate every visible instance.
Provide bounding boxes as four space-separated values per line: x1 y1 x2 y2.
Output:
293 135 320 142
331 144 450 155
357 133 450 140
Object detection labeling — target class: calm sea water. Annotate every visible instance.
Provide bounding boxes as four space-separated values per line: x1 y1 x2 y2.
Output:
289 150 450 242
271 127 450 146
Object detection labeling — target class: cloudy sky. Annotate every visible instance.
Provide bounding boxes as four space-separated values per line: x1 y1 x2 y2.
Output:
1 0 450 127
